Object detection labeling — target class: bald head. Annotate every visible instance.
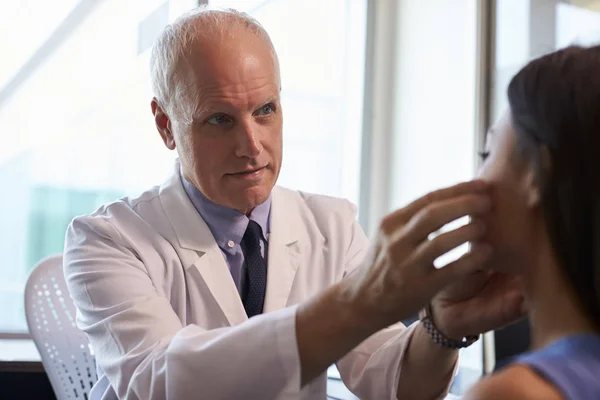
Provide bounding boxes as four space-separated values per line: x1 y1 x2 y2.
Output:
150 6 279 121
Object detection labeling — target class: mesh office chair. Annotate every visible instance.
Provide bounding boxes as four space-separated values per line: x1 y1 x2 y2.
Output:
24 254 97 400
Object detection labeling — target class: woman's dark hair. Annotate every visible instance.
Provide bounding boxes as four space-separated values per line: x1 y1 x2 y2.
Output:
507 44 600 326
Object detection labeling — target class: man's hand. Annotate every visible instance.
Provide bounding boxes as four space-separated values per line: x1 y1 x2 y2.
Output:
431 267 526 340
342 180 495 332
296 180 495 386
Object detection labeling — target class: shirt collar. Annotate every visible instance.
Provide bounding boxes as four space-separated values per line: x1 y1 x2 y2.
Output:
180 171 271 252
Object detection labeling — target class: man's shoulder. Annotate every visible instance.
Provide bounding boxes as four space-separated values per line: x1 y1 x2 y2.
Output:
68 185 162 235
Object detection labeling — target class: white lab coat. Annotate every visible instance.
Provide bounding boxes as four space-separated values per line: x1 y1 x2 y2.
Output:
63 160 424 400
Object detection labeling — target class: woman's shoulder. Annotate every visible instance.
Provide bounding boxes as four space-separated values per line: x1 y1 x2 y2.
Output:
464 365 562 400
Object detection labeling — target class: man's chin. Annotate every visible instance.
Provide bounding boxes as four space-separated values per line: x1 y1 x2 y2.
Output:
229 185 273 214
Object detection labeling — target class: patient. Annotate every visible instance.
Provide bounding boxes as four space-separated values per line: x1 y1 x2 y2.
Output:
465 45 600 400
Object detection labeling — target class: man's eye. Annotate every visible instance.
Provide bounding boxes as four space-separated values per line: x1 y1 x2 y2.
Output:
256 103 275 116
206 114 231 125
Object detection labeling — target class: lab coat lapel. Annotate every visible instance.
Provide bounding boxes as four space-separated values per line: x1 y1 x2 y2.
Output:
158 161 247 326
263 187 302 313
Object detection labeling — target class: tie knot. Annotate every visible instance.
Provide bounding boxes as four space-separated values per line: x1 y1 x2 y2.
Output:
242 220 263 248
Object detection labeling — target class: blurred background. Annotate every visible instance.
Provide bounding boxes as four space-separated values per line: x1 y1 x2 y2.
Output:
0 0 599 398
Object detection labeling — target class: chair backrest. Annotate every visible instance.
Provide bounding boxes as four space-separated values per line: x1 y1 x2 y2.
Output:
24 254 97 400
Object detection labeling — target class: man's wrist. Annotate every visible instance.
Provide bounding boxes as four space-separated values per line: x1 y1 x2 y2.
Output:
336 273 392 336
420 304 462 340
419 304 479 349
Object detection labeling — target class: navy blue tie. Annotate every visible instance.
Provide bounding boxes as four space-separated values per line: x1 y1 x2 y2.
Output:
240 220 267 318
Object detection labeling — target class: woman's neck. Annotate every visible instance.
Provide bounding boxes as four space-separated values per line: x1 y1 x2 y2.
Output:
524 240 599 349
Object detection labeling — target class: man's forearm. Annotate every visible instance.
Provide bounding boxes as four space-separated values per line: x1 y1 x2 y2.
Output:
295 282 377 386
396 323 458 399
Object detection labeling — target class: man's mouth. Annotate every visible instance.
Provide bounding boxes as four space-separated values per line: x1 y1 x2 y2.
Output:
228 165 268 178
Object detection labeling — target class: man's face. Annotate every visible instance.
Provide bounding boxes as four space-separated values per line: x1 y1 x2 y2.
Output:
154 30 282 214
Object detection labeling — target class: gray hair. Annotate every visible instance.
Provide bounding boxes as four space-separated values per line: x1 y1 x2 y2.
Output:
150 5 276 122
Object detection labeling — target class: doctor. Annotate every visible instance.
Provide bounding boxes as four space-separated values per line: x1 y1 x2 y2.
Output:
63 6 524 400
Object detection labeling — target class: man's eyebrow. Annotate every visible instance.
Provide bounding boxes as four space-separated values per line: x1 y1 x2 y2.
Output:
192 104 228 118
256 96 279 107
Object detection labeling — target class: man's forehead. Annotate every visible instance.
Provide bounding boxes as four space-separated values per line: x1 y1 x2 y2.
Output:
180 37 279 86
186 62 280 101
187 26 276 66
198 79 279 100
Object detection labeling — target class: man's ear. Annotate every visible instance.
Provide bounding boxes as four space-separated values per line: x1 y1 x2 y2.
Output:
524 146 550 208
151 98 176 150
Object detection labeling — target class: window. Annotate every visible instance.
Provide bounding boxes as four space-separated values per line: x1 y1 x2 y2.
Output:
492 0 600 122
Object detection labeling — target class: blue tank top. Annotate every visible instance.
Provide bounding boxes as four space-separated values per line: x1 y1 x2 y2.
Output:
512 333 600 400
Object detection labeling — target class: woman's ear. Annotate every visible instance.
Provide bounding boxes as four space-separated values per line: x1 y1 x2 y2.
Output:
524 146 551 208
524 167 541 208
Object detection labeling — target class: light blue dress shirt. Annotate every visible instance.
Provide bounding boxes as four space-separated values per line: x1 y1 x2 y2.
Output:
180 172 271 293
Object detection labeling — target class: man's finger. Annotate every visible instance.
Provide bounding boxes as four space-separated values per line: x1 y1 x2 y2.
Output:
407 194 491 242
415 220 487 264
428 245 494 291
381 180 489 231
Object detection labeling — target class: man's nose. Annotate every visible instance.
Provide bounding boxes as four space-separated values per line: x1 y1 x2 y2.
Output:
234 122 262 159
